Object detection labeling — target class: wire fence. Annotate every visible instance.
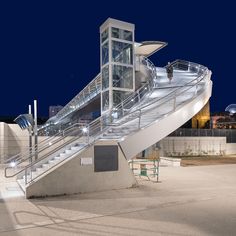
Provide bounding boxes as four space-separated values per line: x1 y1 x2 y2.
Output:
169 128 236 143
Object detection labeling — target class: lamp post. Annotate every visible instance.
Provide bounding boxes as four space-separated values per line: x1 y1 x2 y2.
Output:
34 100 38 160
28 105 33 163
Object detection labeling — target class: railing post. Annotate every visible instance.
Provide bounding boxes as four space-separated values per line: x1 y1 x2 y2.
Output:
87 125 90 144
25 168 27 185
137 90 140 103
173 95 176 111
157 159 160 182
121 101 124 116
62 130 65 143
100 117 103 132
138 109 141 129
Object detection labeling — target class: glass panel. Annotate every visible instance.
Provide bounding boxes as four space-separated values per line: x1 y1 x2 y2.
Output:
101 28 108 43
112 27 119 39
112 65 133 89
102 91 109 111
113 91 131 107
124 30 132 41
102 42 109 65
112 41 133 65
102 65 109 90
112 27 132 41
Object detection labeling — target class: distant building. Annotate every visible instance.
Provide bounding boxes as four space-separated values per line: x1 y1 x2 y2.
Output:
49 105 63 118
191 101 210 128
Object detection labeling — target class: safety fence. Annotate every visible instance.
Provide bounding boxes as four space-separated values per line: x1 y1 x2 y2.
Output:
169 128 236 143
128 159 159 182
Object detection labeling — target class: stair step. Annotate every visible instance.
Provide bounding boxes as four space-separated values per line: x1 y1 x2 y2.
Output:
71 146 80 150
65 149 73 154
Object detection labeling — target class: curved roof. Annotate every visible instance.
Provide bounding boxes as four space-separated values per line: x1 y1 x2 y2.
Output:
225 104 236 114
135 41 167 57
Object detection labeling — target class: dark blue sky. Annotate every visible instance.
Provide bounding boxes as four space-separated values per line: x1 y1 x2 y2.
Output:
0 1 235 117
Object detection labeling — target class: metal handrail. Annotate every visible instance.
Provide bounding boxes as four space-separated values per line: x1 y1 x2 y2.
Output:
38 73 101 132
5 57 157 181
104 62 210 133
38 57 156 135
4 121 85 165
5 59 210 185
4 122 102 178
4 57 155 176
25 62 209 184
95 60 209 129
18 121 104 183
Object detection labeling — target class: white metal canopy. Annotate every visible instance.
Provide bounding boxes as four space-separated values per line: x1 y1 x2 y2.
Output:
135 41 167 57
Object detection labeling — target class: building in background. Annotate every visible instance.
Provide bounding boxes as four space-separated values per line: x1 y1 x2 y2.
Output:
49 105 63 118
191 101 210 128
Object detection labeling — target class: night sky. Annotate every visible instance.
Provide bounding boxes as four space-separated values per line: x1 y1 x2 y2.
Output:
0 1 235 117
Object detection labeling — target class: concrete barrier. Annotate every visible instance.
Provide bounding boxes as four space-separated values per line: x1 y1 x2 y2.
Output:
160 157 181 167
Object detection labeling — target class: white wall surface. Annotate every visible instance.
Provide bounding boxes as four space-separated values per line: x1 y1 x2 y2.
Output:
120 80 212 159
160 137 228 156
225 143 236 155
0 123 29 163
26 140 137 198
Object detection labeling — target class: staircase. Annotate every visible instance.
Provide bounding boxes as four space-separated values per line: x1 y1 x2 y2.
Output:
4 59 212 196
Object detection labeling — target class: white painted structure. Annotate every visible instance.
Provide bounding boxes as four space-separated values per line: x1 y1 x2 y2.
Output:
4 18 217 198
0 123 29 163
160 157 181 167
24 140 136 198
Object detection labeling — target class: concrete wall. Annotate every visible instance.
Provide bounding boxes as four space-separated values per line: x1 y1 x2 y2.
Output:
26 140 137 198
0 122 29 163
160 137 228 156
225 143 236 155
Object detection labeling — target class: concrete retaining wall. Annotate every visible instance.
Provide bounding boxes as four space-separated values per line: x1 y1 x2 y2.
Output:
225 143 236 155
160 157 181 167
160 137 229 156
0 122 29 163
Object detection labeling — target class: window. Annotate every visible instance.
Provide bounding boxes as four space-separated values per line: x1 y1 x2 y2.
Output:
113 91 131 107
102 66 109 90
102 42 109 65
102 91 109 111
101 28 108 43
112 41 133 65
112 27 132 41
112 65 133 89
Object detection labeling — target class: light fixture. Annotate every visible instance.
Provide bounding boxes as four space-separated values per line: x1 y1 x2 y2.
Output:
82 127 88 133
112 112 118 118
10 161 16 168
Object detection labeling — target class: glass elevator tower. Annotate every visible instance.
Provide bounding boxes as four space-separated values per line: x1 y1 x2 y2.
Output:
100 18 135 114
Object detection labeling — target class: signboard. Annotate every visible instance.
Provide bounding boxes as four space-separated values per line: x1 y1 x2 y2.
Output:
80 157 93 166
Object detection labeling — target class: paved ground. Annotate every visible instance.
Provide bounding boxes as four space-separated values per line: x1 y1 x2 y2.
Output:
0 165 236 236
181 155 236 166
